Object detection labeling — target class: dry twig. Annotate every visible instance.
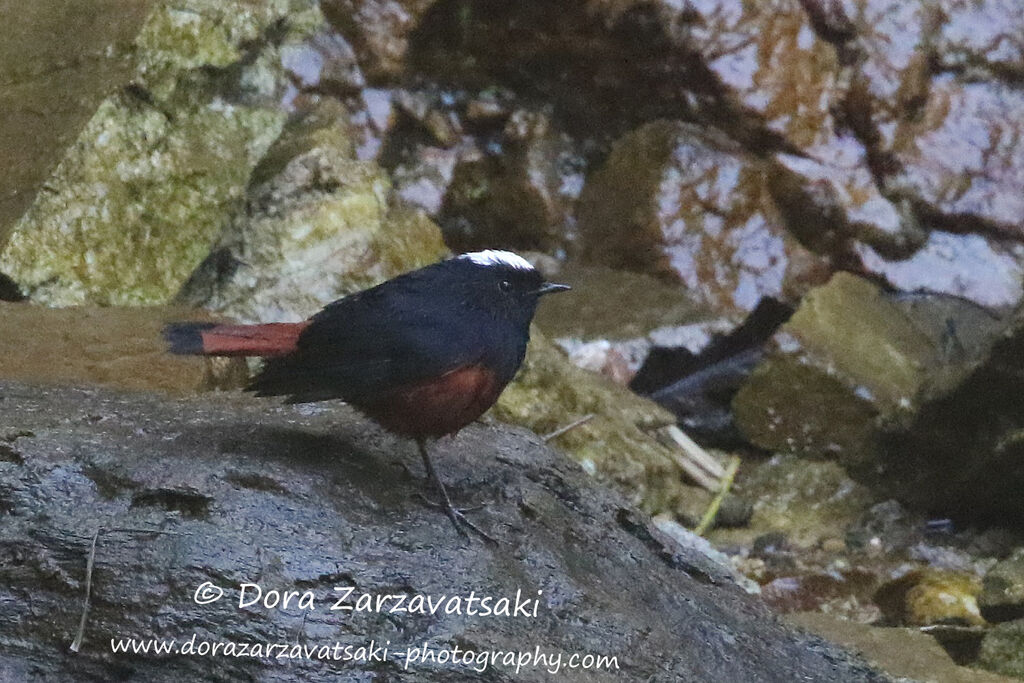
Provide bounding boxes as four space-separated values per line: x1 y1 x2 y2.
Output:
543 414 595 442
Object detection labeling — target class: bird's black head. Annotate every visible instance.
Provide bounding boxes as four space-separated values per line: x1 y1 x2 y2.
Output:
444 250 570 330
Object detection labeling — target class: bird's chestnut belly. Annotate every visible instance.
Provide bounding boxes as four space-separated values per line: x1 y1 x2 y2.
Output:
356 364 503 439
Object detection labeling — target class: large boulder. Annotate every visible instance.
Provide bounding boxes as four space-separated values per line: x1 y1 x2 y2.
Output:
0 380 886 681
330 0 1024 309
0 0 152 243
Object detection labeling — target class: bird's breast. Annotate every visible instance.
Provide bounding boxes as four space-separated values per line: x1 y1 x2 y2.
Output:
355 364 505 439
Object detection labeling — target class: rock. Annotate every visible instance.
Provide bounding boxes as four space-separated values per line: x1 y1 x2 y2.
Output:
978 619 1024 680
438 109 584 253
681 0 1024 308
558 338 640 386
321 0 437 80
280 29 367 100
177 98 447 323
761 569 880 619
681 0 922 263
0 302 247 394
390 141 462 215
532 263 705 341
835 0 1024 306
845 500 917 555
0 0 326 306
874 569 985 627
980 550 1024 624
881 39 1024 242
0 380 885 681
577 120 830 314
403 0 798 152
651 514 761 593
858 232 1024 309
317 0 1024 313
733 271 1024 522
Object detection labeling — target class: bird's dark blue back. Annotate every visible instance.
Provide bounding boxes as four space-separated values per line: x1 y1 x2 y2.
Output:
250 258 534 404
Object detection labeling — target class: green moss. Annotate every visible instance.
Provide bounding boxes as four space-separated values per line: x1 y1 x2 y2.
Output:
710 455 875 549
785 273 936 409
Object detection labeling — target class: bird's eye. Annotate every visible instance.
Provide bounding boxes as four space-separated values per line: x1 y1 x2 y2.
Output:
498 279 512 293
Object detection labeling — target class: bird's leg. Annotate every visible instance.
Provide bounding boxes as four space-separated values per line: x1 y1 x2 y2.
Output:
415 439 497 545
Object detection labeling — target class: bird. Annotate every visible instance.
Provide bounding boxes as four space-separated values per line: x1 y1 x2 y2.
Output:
164 250 570 542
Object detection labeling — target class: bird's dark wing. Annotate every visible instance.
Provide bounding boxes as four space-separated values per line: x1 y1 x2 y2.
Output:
249 274 485 403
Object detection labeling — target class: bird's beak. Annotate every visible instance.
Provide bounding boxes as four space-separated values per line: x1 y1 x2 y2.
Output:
535 282 571 296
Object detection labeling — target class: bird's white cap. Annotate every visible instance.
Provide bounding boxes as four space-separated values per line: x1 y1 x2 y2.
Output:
459 250 535 271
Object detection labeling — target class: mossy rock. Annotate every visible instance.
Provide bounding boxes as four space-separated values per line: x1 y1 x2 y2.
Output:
0 0 324 306
176 99 448 323
980 549 1024 623
497 328 706 518
733 272 937 467
734 271 1024 522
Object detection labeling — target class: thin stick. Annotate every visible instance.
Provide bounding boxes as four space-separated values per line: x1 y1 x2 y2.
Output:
694 456 741 536
70 527 101 653
542 414 595 442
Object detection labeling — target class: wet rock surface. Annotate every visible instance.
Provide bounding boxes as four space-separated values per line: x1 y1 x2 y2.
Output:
4 0 1024 679
0 381 884 682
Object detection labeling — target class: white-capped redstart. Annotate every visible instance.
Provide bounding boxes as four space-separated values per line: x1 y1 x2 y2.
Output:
165 250 570 542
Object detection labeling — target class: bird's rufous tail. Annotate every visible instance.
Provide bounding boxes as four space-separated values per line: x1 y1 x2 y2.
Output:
163 321 308 357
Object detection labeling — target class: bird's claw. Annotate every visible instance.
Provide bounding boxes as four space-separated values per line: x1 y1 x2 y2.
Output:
413 493 497 545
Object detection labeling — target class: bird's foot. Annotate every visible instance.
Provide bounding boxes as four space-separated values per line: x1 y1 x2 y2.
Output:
413 493 497 545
